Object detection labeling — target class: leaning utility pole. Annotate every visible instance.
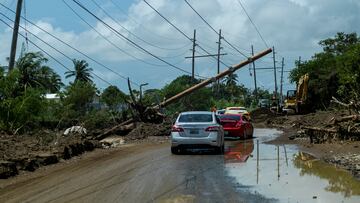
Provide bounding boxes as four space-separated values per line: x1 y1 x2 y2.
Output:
280 57 284 104
251 45 258 101
8 0 23 72
160 48 272 107
272 46 278 102
191 29 196 80
98 48 273 139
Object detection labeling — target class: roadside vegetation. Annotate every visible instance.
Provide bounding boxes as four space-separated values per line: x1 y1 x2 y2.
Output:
290 32 360 111
1 32 359 135
0 52 272 135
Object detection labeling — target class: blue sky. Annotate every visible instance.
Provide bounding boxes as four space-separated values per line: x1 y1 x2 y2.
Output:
1 0 360 94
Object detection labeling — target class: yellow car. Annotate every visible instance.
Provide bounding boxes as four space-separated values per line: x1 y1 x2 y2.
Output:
224 107 251 121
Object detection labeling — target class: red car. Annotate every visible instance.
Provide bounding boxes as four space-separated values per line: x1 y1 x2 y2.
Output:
219 114 254 139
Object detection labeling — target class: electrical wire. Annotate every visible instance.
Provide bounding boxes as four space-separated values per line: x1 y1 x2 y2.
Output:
183 0 249 59
22 0 28 49
0 12 139 86
235 0 269 48
108 0 181 42
0 3 142 86
0 17 112 86
91 0 187 51
142 0 230 68
71 0 207 79
61 0 170 68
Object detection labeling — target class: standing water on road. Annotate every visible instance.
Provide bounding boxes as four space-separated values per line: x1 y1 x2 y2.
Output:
225 128 360 203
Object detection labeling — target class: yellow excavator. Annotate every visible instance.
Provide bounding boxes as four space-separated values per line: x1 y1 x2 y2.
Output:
283 73 309 114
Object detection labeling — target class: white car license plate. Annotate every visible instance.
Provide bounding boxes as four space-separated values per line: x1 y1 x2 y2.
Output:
190 129 199 134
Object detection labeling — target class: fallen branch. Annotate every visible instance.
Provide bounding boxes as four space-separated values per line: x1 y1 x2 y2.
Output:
331 96 360 114
95 119 134 140
302 126 338 133
331 96 352 107
334 115 360 123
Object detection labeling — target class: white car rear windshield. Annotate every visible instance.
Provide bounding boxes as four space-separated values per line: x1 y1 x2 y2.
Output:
229 107 246 110
219 115 241 121
178 114 213 122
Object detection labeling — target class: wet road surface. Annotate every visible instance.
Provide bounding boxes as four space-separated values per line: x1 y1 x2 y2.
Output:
0 128 359 203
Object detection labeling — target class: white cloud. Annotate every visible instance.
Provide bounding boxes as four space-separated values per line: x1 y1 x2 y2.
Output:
1 0 360 91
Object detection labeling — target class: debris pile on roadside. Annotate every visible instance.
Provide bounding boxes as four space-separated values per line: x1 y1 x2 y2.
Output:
250 107 276 123
258 107 360 180
125 119 172 141
0 131 98 179
264 110 360 144
0 116 173 179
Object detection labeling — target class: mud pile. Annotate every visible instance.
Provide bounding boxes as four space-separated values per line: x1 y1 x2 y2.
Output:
264 110 360 180
125 119 172 141
251 108 276 123
0 131 98 179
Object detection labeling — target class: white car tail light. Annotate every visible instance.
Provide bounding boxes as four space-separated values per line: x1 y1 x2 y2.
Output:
205 126 220 132
171 125 184 132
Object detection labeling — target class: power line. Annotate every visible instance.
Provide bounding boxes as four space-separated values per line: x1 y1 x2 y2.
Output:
0 3 140 86
142 0 230 68
71 0 207 79
183 0 249 59
0 16 112 86
91 0 187 51
108 0 181 42
235 0 269 48
61 0 171 68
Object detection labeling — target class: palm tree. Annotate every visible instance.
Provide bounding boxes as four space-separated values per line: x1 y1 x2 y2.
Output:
223 72 239 99
38 66 64 93
223 72 238 86
65 59 93 83
16 52 48 89
15 52 64 93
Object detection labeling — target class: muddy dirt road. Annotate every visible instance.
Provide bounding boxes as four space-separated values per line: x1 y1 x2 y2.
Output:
1 129 359 203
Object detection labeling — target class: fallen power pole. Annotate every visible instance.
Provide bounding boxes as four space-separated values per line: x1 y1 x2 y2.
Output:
97 48 272 139
157 48 272 108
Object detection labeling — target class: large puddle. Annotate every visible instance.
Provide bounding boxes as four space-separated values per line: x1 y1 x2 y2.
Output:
224 128 360 203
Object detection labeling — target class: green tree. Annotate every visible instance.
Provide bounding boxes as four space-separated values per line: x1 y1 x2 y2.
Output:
223 72 238 86
142 88 163 106
289 32 360 109
319 32 359 55
0 66 4 78
223 72 239 100
62 81 97 115
15 52 62 93
0 69 45 134
101 85 127 110
65 59 93 83
161 75 212 114
38 66 64 93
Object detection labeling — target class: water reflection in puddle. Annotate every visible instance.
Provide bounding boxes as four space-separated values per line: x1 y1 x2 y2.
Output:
224 128 360 203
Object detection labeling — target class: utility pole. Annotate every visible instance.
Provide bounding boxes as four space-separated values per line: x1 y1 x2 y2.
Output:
185 29 226 83
272 46 278 104
217 29 222 95
8 0 23 73
280 57 284 104
191 29 196 81
251 45 258 101
217 29 222 76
